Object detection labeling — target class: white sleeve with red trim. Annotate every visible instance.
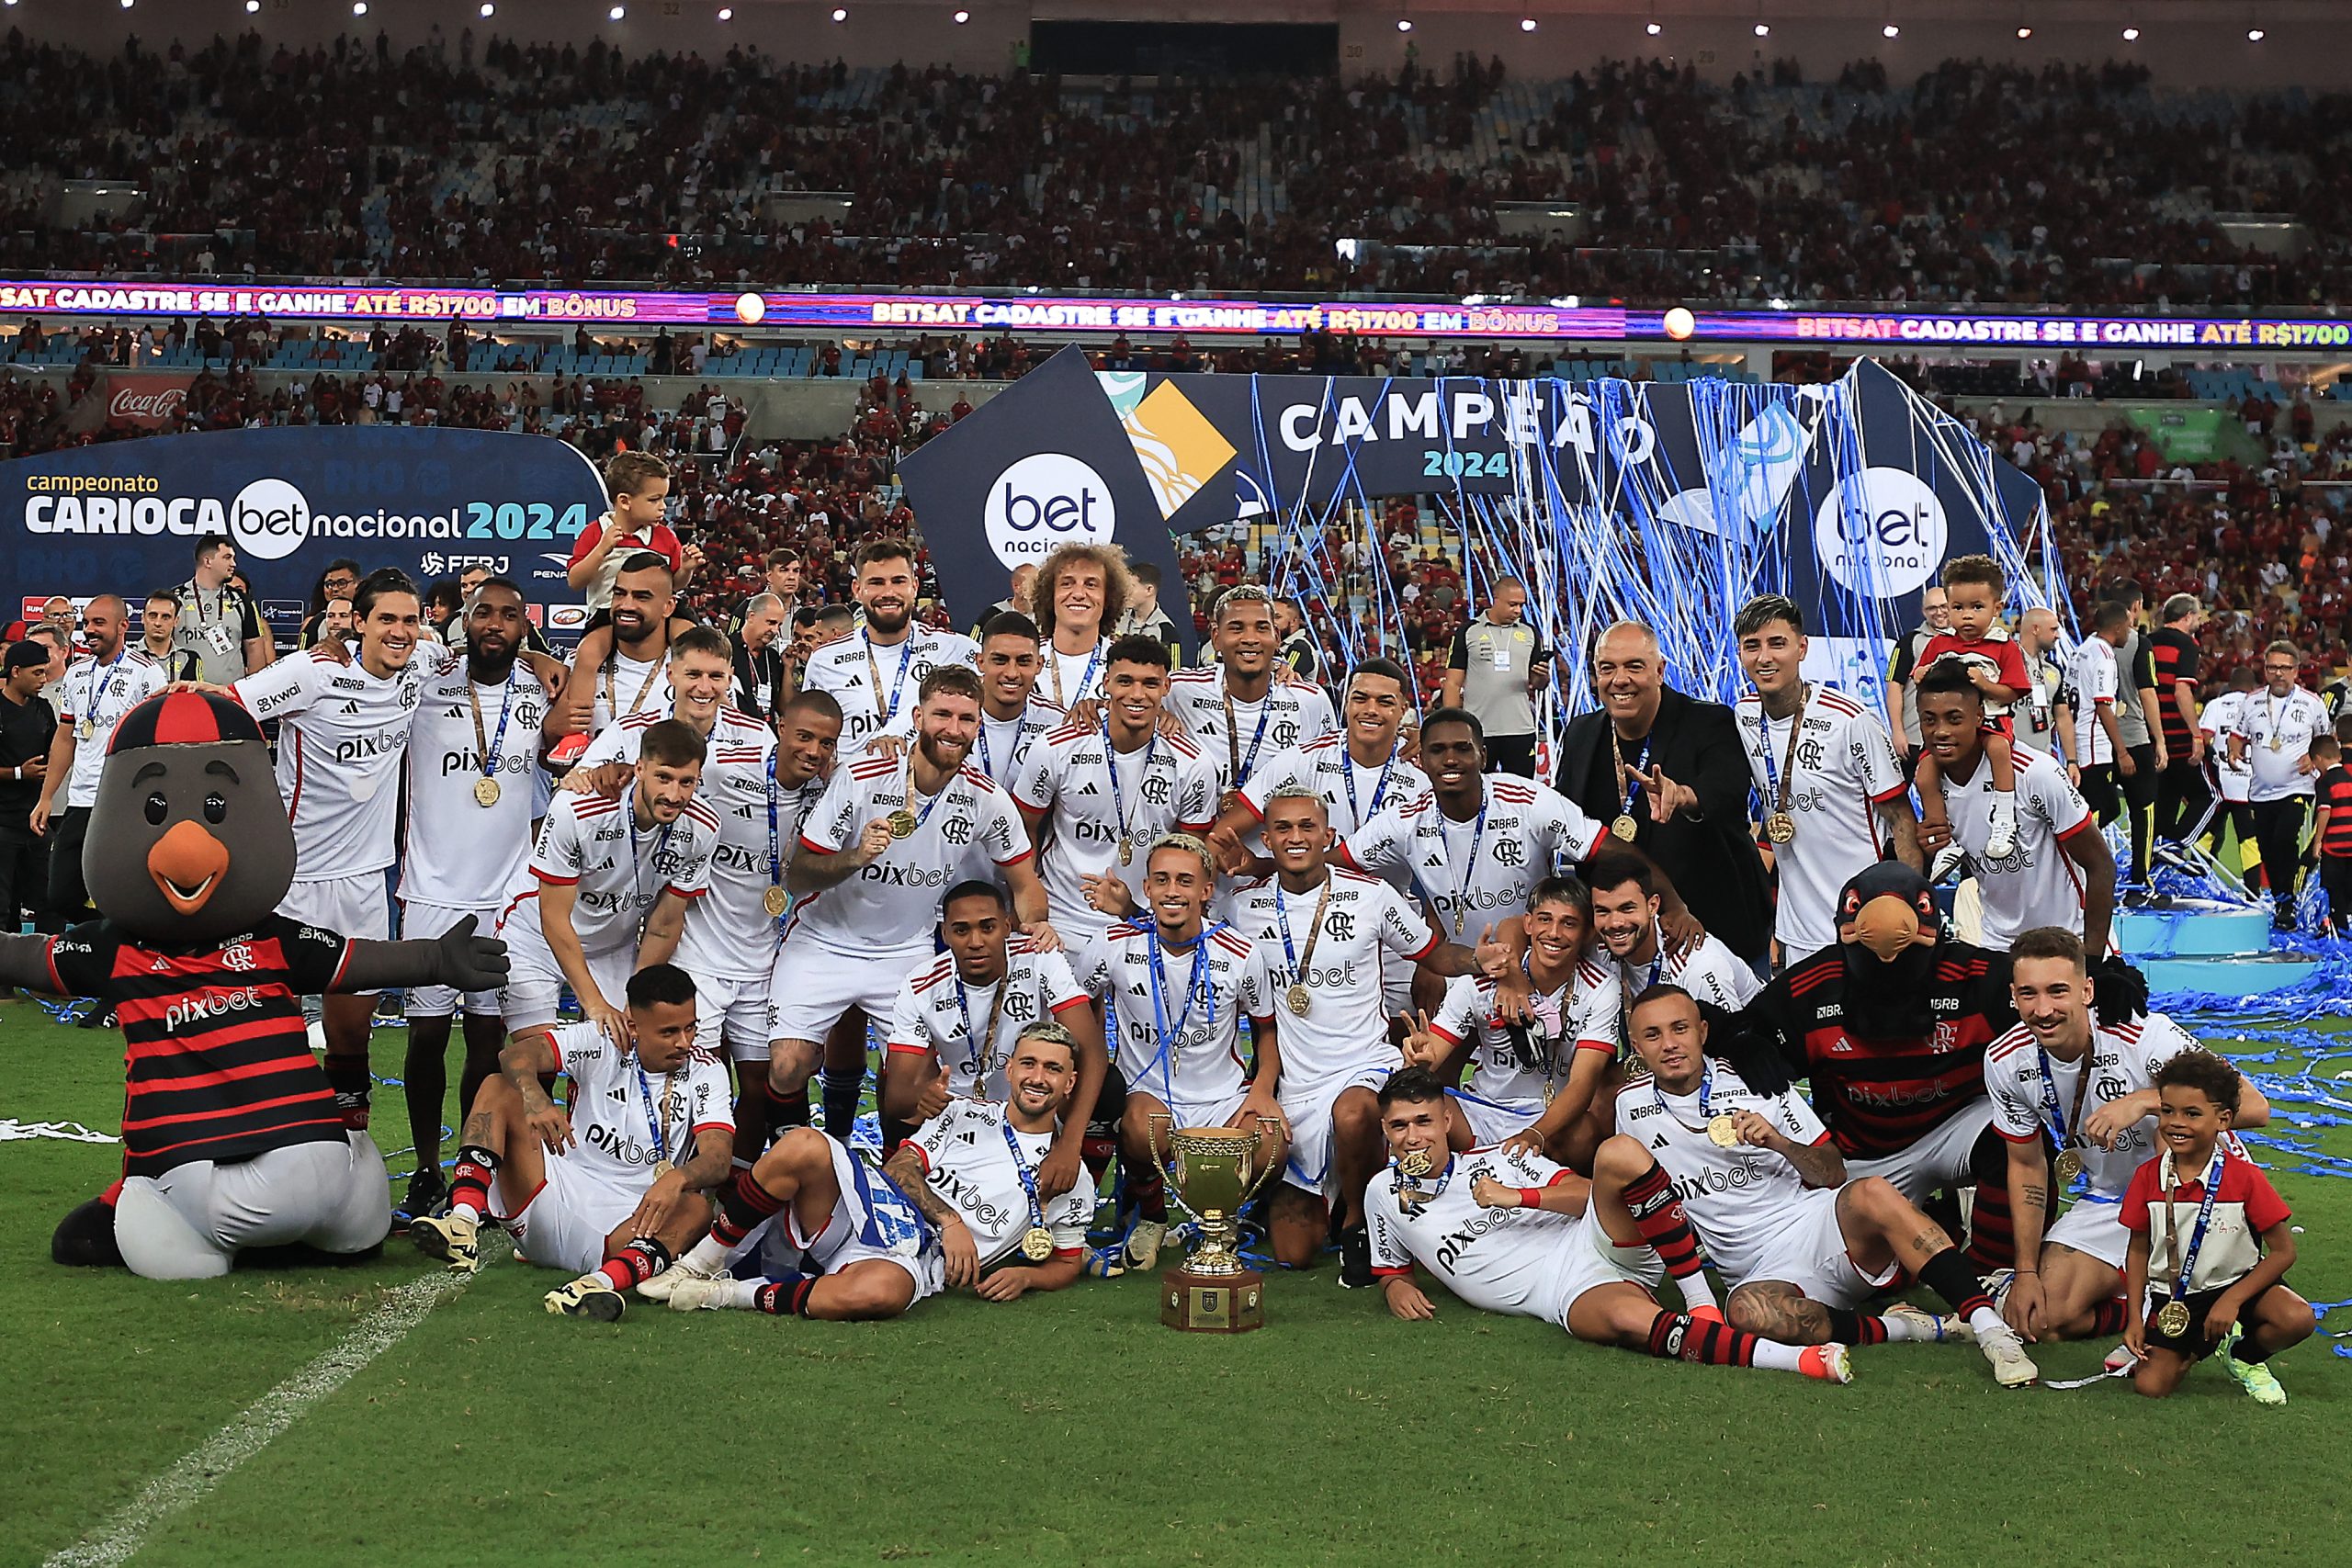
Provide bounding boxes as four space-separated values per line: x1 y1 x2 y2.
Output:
232 649 323 724
2030 750 2094 840
1569 967 1623 1053
883 973 931 1055
1174 744 1221 831
1237 745 1307 821
1035 947 1088 1014
978 784 1032 866
1236 936 1278 1021
1849 707 1909 804
1374 877 1439 961
1984 1039 2042 1142
546 1020 605 1076
801 763 864 854
529 796 589 884
1046 1168 1093 1254
1344 801 1413 877
907 1099 967 1172
1428 972 1484 1045
685 1054 737 1138
1006 733 1057 816
663 814 718 899
1367 1194 1415 1277
1532 781 1607 863
579 720 639 769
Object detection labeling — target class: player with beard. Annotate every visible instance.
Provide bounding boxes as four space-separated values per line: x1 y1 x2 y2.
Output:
1031 543 1129 710
218 570 431 1125
766 667 1052 1122
1718 863 2021 1273
803 538 980 755
1730 596 1920 961
1069 832 1286 1272
1012 635 1219 948
395 578 548 1215
546 552 687 742
1164 585 1339 818
1369 1066 1852 1382
1234 788 1484 1283
971 613 1067 792
1617 987 2040 1385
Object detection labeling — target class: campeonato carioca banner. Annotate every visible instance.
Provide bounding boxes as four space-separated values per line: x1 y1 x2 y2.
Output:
0 426 608 641
1 278 2345 350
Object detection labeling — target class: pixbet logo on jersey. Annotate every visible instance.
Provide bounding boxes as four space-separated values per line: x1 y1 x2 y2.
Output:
982 452 1115 564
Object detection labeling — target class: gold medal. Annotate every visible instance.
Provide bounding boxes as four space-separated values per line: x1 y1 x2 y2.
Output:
1764 811 1795 844
1021 1226 1055 1262
652 1158 676 1177
887 808 919 839
763 886 789 918
1397 1147 1435 1179
2154 1299 2192 1338
473 775 502 807
2268 736 2283 752
1610 813 1639 840
1705 1114 1741 1148
1286 983 1312 1017
1119 838 1133 866
2053 1148 2084 1185
75 720 93 742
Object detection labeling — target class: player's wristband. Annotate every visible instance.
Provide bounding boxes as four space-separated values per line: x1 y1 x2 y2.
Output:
1517 1188 1544 1210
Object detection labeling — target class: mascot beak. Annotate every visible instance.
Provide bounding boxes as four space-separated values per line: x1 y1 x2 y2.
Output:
148 818 231 915
1849 895 1924 961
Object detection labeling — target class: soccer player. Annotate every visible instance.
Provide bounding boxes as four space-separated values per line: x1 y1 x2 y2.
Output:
1988 927 2270 1349
2119 1049 2310 1404
396 577 549 1214
1916 660 2116 953
1729 595 1920 959
2228 639 2328 931
766 666 1049 1109
2067 601 2133 828
31 594 164 927
547 552 683 741
1012 634 1218 946
220 569 429 1123
803 537 980 753
882 881 1103 1182
496 718 719 1045
1617 986 2041 1386
2199 668 2260 865
1368 1066 1851 1382
1031 542 1127 709
876 1021 1099 1303
1069 833 1286 1272
1164 584 1338 811
411 964 732 1321
971 612 1068 792
1408 875 1616 1155
1234 787 1484 1282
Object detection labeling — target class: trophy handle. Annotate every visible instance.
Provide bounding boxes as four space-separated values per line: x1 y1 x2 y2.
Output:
1238 1114 1286 1209
1148 1110 1205 1226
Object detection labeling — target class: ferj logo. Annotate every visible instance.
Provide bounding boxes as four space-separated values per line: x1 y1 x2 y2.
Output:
1100 373 1236 520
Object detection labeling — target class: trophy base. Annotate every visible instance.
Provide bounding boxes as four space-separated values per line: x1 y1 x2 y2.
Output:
1160 1266 1265 1333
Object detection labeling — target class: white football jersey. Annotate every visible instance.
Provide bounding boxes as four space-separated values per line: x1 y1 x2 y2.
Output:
1226 869 1435 1088
1733 686 1907 958
1984 1012 2199 1200
2238 687 2327 801
56 649 164 807
907 1098 1094 1267
973 697 1067 793
804 626 981 752
1612 1059 1828 1287
543 1021 733 1191
1934 743 2093 949
885 939 1091 1099
1070 920 1274 1110
1038 637 1111 710
1367 1144 1589 1325
235 645 427 881
2201 691 2254 804
587 647 672 738
1009 720 1219 944
583 707 789 983
786 751 1029 955
1429 959 1615 1117
1163 669 1339 796
2069 638 2119 766
1346 775 1606 942
1239 733 1431 846
522 788 719 953
399 660 548 908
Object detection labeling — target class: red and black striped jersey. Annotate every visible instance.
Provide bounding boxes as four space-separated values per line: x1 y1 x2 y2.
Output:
2319 766 2352 858
2148 627 2201 760
48 915 353 1179
1734 944 2015 1159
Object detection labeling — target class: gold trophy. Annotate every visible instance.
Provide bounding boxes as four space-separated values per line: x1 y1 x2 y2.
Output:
1148 1114 1283 1332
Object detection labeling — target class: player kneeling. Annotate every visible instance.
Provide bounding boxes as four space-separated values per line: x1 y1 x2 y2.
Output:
1366 1067 1851 1383
1616 986 2039 1387
409 963 734 1321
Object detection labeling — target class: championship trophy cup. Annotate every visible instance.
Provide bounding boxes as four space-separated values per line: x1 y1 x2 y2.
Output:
1149 1114 1282 1332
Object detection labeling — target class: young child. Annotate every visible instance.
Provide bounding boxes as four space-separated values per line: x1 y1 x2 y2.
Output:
1915 555 2030 858
2119 1049 2311 1404
2312 734 2352 936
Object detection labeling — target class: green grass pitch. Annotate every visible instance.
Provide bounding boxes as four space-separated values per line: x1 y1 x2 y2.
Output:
5 1003 2347 1568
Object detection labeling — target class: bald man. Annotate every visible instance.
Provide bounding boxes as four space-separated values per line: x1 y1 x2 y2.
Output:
31 594 165 926
733 591 789 722
1550 622 1770 964
2014 607 2072 767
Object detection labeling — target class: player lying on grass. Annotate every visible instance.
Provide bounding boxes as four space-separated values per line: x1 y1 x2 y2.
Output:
1365 1066 1854 1383
1614 985 2042 1388
409 962 733 1322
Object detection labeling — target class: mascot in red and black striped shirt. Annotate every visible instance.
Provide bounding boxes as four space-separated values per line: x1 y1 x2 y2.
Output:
0 690 506 1279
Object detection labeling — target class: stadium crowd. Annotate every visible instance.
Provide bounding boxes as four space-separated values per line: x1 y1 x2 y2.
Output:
5 30 2351 307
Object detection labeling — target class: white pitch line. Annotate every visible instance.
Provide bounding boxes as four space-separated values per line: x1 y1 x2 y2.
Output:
45 1270 468 1568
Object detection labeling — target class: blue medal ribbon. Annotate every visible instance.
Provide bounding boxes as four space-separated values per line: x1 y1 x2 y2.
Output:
632 1058 673 1168
1055 639 1105 708
84 649 132 730
1438 790 1489 939
1652 1056 1717 1131
1621 734 1653 821
2160 1145 2229 1314
1000 1115 1048 1239
1225 688 1275 789
1103 719 1156 860
2034 1039 2098 1171
901 758 955 836
1339 744 1399 830
475 671 515 788
1144 921 1220 1109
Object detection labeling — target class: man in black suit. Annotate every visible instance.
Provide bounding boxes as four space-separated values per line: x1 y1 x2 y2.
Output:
1551 621 1772 964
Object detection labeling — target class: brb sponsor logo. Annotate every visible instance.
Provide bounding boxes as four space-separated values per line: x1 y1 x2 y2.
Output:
1813 467 1949 601
982 452 1115 565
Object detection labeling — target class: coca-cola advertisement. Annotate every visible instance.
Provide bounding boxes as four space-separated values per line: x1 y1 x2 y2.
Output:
103 372 190 430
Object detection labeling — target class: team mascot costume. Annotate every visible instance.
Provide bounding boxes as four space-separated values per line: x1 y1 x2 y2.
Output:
0 690 507 1279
